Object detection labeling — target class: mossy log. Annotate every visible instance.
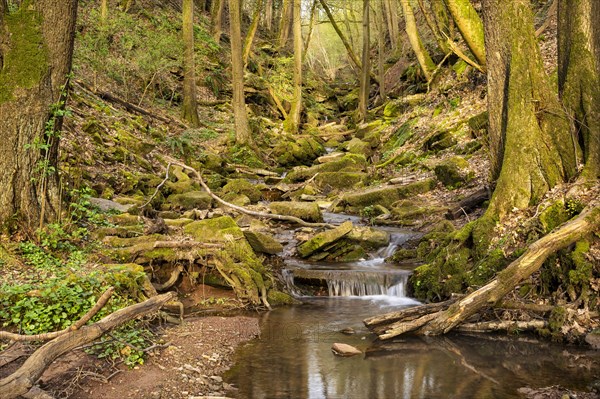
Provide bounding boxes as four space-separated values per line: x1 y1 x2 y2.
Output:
0 292 175 399
365 204 600 339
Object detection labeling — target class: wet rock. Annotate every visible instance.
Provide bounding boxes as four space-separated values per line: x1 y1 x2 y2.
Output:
433 156 473 189
331 343 362 357
243 230 283 254
347 226 390 249
269 201 323 223
585 330 600 349
340 327 355 335
297 221 353 258
167 191 213 211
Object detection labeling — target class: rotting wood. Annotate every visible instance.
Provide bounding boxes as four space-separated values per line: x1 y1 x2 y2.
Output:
446 187 489 220
0 292 175 399
22 386 54 399
0 287 115 342
365 204 600 339
153 265 184 291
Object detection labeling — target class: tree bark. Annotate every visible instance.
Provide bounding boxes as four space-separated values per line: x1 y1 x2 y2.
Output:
182 0 200 127
0 0 78 231
399 0 435 81
417 0 450 54
377 0 385 101
211 0 225 42
100 0 108 23
318 0 362 71
284 0 302 133
482 0 576 219
383 0 399 49
557 0 600 179
358 0 370 121
0 292 175 399
302 0 317 60
242 0 263 65
229 0 254 146
278 0 292 47
264 0 273 31
442 0 486 68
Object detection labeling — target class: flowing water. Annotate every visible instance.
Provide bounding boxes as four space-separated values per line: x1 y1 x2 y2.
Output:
225 217 600 398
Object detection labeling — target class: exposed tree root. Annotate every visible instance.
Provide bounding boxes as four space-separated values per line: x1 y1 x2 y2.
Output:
0 287 114 342
0 292 175 399
153 265 184 291
365 203 600 339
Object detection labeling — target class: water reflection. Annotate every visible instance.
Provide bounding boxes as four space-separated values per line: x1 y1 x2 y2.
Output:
226 298 599 399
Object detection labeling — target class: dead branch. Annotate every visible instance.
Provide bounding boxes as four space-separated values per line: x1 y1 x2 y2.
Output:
366 203 600 339
152 241 224 249
535 0 557 37
0 287 115 342
0 292 175 399
456 320 547 333
158 158 335 228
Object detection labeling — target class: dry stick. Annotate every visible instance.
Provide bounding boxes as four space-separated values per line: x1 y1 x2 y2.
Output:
0 287 115 342
0 292 175 399
535 0 557 37
159 159 335 228
443 34 484 73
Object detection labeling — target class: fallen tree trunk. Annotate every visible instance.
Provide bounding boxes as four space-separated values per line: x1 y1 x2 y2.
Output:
0 292 175 399
366 203 600 339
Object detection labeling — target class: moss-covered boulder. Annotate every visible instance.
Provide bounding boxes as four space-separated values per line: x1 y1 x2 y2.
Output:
314 172 367 191
167 191 213 210
297 221 353 258
165 165 196 194
340 179 437 212
434 156 473 189
423 130 457 152
316 152 345 164
273 136 325 166
539 201 570 233
346 138 373 157
221 178 262 203
391 199 447 226
244 230 284 255
269 201 323 223
267 290 301 305
347 227 390 249
285 154 367 182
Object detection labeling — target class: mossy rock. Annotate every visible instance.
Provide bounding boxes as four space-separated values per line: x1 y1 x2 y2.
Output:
355 120 383 139
346 138 372 157
244 230 284 255
269 201 323 223
423 130 457 152
346 227 390 249
467 111 488 138
391 200 447 225
221 178 262 203
164 218 194 228
167 191 213 210
340 179 437 211
539 201 570 233
434 156 473 189
267 290 301 305
314 172 367 190
273 136 325 166
297 221 353 258
109 213 141 226
285 154 367 182
222 193 251 206
165 165 196 194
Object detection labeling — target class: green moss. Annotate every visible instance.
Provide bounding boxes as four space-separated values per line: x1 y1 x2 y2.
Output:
341 179 437 211
539 201 570 233
549 306 567 332
267 290 301 305
568 240 592 286
0 4 48 103
222 179 262 203
297 221 353 258
345 138 372 157
423 130 457 152
434 156 473 189
285 154 367 182
167 191 213 210
467 249 508 287
269 201 323 223
314 172 367 190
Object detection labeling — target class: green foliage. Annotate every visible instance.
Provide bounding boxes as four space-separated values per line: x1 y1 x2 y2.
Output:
86 324 153 367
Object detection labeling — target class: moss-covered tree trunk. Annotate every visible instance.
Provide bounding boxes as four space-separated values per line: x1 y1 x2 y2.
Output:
358 0 370 121
482 0 576 221
229 0 254 146
242 0 263 65
211 0 225 42
378 0 386 101
278 0 292 48
443 0 486 68
400 0 435 81
319 0 362 71
558 0 600 180
182 0 200 127
284 0 302 133
0 0 78 231
100 0 108 23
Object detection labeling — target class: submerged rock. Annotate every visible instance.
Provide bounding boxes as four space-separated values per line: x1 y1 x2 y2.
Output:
331 343 362 357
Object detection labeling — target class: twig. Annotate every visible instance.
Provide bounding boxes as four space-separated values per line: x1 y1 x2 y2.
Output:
0 287 115 342
140 162 172 208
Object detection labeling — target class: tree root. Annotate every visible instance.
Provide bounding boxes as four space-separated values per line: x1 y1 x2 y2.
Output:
0 292 175 399
0 287 115 342
365 203 600 339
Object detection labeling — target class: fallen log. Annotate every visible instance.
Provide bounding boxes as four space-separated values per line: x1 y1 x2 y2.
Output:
446 187 490 220
456 320 547 333
365 203 600 339
0 292 175 399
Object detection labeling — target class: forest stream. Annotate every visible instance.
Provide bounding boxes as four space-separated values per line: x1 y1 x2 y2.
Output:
225 213 600 398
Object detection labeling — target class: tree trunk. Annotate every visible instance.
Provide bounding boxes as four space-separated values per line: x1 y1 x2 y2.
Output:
443 0 486 68
100 0 108 23
242 0 263 65
358 0 370 121
182 0 200 127
211 0 225 42
378 0 385 101
283 0 302 133
482 0 576 219
557 0 600 179
399 0 435 81
229 0 254 146
417 0 450 54
383 0 399 49
278 0 292 47
302 0 317 60
318 0 362 71
0 0 78 231
264 0 273 31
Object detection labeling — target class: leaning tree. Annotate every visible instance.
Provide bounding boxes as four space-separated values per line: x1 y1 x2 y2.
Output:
0 0 78 231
